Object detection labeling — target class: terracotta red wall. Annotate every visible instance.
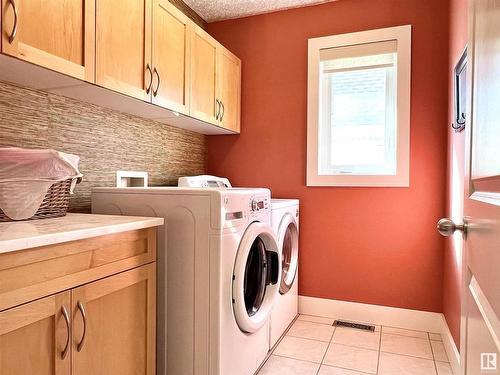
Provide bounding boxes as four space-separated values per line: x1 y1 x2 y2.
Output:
207 0 449 312
443 0 468 347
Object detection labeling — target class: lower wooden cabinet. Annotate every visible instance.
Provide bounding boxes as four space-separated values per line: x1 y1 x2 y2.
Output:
0 292 71 375
0 228 157 375
72 264 156 375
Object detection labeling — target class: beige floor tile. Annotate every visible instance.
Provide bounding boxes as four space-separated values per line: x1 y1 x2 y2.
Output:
429 333 443 341
273 336 329 363
288 320 335 342
378 352 437 375
298 314 335 325
436 361 454 375
318 364 369 374
323 343 379 374
431 340 449 362
258 355 320 375
331 327 381 350
382 326 429 339
381 333 433 359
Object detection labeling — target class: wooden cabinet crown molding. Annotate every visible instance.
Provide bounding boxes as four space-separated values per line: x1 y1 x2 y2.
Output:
168 0 207 30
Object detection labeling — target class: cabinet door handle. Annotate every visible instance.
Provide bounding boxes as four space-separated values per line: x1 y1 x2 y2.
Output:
153 67 160 97
215 99 220 120
145 64 153 94
61 306 70 360
7 0 18 44
76 301 87 352
220 101 225 121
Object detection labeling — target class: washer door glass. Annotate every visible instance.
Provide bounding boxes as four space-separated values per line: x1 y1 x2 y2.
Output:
279 215 299 294
244 237 267 316
233 222 280 333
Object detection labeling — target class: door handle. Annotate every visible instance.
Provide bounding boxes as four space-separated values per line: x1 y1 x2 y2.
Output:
76 301 87 352
61 306 70 360
220 101 225 121
437 218 467 236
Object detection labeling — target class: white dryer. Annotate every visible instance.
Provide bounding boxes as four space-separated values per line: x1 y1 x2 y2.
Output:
269 199 300 348
92 186 280 375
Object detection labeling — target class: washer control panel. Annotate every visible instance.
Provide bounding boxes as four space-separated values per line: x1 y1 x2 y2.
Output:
249 196 269 213
251 198 266 212
219 190 271 229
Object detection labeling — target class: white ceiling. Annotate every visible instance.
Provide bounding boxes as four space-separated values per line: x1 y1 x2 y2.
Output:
183 0 336 22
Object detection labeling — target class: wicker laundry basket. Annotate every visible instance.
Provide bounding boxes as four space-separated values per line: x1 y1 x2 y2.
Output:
0 178 76 222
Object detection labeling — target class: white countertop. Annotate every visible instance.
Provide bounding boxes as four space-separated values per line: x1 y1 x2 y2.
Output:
0 213 164 254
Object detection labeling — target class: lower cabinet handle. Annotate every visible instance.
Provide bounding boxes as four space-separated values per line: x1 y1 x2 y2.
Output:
76 301 87 352
61 306 70 360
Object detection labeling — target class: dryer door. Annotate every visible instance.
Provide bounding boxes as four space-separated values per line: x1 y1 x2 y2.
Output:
278 213 299 294
233 222 280 333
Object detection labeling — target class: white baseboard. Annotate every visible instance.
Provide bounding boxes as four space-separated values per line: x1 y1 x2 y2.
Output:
299 295 443 332
299 296 460 372
440 314 461 375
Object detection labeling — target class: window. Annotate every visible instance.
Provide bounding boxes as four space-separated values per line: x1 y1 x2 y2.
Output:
307 26 411 186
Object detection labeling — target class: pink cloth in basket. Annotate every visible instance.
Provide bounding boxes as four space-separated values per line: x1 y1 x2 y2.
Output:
0 148 82 220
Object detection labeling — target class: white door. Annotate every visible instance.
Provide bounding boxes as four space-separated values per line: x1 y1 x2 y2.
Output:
277 214 299 294
439 1 500 373
232 222 280 333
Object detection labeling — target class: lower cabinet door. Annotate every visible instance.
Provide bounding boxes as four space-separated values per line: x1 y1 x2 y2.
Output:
71 263 156 375
0 292 71 375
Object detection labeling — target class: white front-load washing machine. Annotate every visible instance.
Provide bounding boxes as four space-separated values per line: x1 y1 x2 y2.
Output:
269 199 300 348
92 185 280 375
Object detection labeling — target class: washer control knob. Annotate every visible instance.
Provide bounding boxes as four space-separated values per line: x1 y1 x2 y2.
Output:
251 199 259 212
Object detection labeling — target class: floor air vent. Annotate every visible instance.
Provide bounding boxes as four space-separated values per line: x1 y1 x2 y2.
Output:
333 320 375 331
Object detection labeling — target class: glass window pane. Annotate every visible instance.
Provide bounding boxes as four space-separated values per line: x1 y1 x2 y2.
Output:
319 51 397 175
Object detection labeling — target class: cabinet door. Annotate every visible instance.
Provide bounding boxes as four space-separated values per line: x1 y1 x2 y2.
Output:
190 25 218 125
72 264 156 375
218 47 241 132
96 0 152 101
1 0 95 82
152 0 191 114
0 292 71 375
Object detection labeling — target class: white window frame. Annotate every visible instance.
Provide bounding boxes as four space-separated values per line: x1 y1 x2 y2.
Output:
307 25 412 187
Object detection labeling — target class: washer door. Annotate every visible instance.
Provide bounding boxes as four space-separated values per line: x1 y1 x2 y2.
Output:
278 213 299 295
233 222 280 333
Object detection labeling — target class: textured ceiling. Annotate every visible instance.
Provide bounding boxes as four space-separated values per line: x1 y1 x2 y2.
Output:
183 0 336 22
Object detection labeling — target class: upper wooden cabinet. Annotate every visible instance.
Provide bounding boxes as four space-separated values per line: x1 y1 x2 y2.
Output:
152 0 191 114
0 0 241 133
95 0 152 101
189 25 242 131
0 292 71 375
190 25 219 125
218 48 242 132
1 0 95 82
